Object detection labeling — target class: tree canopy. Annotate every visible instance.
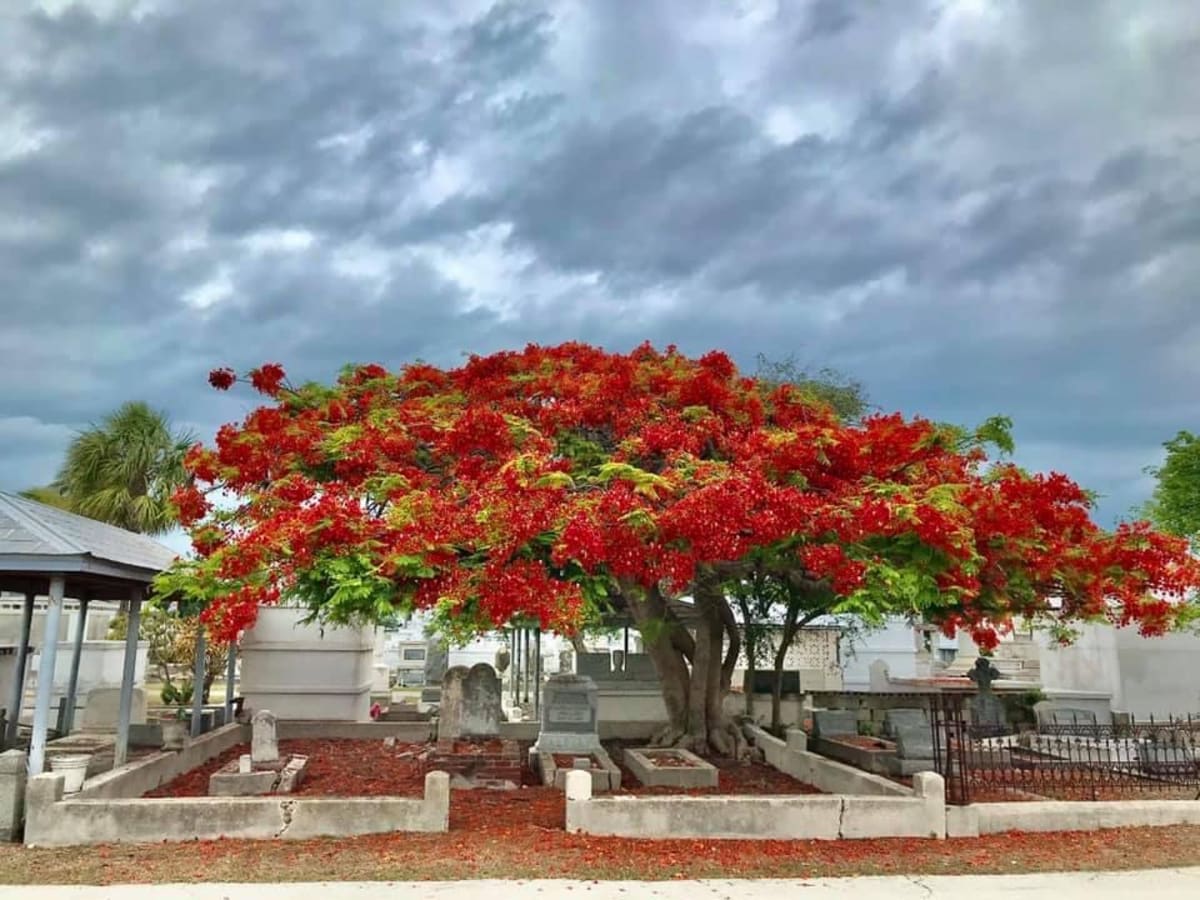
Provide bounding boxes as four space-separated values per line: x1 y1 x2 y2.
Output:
162 343 1200 751
1144 430 1200 552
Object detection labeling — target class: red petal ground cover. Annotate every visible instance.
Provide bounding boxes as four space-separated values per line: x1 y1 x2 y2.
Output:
6 823 1200 885
148 739 823 799
145 740 428 798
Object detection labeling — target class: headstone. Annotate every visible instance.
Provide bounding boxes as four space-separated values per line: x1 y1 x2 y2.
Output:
883 708 928 737
611 650 625 672
534 674 601 754
868 659 891 692
965 656 1007 732
494 645 510 674
895 725 934 760
622 653 659 682
812 709 858 738
251 710 279 764
423 640 449 686
558 649 573 674
238 754 252 774
576 652 612 680
438 663 502 740
743 670 800 695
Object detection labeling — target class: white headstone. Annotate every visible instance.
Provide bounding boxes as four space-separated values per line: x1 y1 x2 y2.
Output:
251 709 279 764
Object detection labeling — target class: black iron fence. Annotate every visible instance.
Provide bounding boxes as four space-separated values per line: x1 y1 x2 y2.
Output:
930 694 1200 804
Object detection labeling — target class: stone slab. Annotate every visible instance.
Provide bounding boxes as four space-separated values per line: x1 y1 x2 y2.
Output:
883 708 928 737
624 747 719 789
895 725 934 761
277 755 309 793
812 709 859 739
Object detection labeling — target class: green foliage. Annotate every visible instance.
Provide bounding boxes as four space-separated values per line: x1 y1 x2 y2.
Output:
34 401 195 534
1144 430 1200 551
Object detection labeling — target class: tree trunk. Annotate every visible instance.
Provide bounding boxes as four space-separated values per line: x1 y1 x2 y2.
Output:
624 576 745 757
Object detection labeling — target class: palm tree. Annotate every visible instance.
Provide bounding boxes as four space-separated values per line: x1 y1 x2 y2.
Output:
27 402 196 535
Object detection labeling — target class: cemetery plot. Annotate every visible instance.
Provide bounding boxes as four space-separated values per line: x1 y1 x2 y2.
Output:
146 739 430 798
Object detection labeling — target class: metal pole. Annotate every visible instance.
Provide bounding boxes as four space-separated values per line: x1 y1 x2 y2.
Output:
224 636 237 724
522 629 530 704
114 588 143 768
3 590 35 748
623 624 629 669
29 576 66 776
534 628 542 720
63 596 90 735
190 624 206 737
513 628 521 705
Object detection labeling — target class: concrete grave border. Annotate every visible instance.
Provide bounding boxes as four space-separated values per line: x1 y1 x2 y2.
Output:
624 747 718 789
532 747 622 792
562 726 945 841
24 770 450 847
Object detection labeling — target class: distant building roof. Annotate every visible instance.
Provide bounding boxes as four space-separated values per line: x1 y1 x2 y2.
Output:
0 491 178 589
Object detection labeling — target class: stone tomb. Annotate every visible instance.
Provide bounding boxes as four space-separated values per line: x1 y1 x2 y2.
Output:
427 663 521 789
531 674 621 792
209 710 309 797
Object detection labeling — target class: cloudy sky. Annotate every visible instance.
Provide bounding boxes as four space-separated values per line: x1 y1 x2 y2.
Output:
2 0 1197 537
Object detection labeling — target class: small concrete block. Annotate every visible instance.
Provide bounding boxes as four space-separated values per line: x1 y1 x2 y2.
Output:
564 769 592 802
0 749 28 842
208 768 277 797
571 757 591 770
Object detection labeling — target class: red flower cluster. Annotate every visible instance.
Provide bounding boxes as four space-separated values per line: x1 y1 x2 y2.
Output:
170 343 1200 644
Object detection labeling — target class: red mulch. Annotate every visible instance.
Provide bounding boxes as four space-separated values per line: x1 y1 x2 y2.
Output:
640 750 700 768
146 739 823 800
145 740 428 798
551 753 598 768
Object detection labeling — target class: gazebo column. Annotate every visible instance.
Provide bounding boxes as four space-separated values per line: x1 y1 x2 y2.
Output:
113 587 143 768
29 576 66 776
190 625 206 737
3 590 35 748
62 595 91 735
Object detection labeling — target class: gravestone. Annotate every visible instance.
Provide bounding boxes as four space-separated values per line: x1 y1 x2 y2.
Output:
251 710 279 764
494 645 510 675
884 708 928 738
744 670 800 695
812 709 859 739
576 652 612 681
438 663 503 740
895 725 934 760
558 649 573 674
534 674 601 753
967 657 1006 731
611 650 625 672
423 641 449 686
622 653 659 682
80 686 147 730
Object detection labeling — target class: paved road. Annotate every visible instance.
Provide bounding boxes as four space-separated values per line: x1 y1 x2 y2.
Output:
4 870 1200 900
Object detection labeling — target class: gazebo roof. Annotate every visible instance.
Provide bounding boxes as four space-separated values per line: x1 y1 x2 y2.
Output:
0 491 179 595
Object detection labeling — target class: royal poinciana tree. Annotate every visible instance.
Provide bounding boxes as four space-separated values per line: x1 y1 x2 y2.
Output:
161 343 1200 755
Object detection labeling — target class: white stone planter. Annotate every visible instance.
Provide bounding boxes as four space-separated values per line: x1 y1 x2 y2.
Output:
239 606 374 722
48 754 90 794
